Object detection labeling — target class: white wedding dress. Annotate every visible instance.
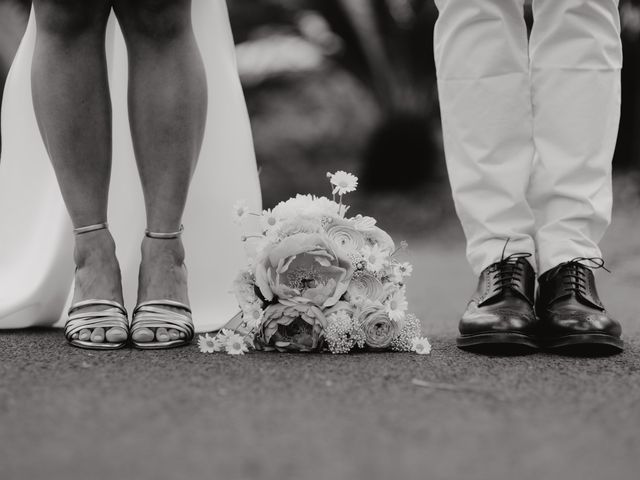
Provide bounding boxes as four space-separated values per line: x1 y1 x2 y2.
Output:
0 1 261 332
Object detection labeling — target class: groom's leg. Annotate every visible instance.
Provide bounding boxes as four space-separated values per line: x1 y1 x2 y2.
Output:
529 0 623 352
434 0 538 351
528 0 622 273
434 0 536 276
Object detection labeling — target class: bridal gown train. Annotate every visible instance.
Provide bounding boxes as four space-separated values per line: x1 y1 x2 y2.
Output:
0 1 262 332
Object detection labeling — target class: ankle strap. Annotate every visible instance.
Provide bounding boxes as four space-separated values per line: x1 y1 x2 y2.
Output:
145 225 184 239
73 223 108 235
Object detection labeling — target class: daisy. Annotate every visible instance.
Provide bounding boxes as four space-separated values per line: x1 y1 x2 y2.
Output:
226 334 249 355
395 262 413 278
411 337 432 355
328 171 358 196
215 328 236 349
232 200 250 224
384 263 402 283
242 306 265 328
260 209 280 232
197 334 217 354
385 288 408 321
361 244 388 273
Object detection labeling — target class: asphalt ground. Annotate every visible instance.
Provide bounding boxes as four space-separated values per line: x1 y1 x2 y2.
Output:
1 210 640 480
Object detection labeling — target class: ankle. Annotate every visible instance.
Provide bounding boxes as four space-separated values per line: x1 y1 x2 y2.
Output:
141 236 185 265
74 230 117 268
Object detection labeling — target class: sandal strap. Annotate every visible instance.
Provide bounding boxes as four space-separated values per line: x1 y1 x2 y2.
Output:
65 304 129 340
131 300 194 339
73 223 109 235
68 299 127 315
133 299 191 314
145 225 184 239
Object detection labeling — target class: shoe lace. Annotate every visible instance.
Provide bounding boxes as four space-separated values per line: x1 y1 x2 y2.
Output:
549 257 610 296
490 240 532 292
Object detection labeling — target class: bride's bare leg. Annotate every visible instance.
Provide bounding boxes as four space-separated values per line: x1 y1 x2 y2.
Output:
113 0 207 343
32 0 126 344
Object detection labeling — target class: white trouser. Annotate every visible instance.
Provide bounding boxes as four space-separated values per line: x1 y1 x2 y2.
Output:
434 0 622 276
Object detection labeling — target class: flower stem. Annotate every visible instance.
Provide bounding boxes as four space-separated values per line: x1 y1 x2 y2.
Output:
241 234 265 242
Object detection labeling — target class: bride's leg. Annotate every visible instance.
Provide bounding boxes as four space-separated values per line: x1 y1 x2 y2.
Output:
113 0 206 343
31 0 126 344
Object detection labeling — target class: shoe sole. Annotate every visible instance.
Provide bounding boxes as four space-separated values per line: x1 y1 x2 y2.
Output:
456 332 539 354
132 339 192 350
544 334 623 355
67 339 128 351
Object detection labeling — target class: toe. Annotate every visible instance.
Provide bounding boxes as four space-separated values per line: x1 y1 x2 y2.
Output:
132 327 155 343
79 329 92 341
91 327 105 343
72 333 79 340
105 327 127 344
168 329 180 340
179 332 186 339
155 327 170 343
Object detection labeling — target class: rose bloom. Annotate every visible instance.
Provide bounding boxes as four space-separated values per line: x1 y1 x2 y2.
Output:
363 227 395 253
325 219 366 255
257 303 327 352
254 232 354 308
357 303 399 349
345 273 384 305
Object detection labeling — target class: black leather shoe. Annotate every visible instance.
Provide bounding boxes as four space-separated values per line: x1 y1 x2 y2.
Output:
457 254 539 352
536 259 623 354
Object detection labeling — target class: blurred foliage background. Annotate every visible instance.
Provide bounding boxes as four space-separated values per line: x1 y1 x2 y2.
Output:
2 0 640 234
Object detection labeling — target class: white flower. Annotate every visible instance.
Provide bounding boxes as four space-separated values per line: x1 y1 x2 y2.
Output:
390 313 422 352
382 282 401 300
216 329 235 347
348 293 368 307
328 171 358 195
197 334 217 354
247 236 272 261
385 288 408 321
353 214 377 231
226 334 249 355
260 209 280 232
411 337 431 355
390 261 413 283
233 200 251 224
385 264 403 284
325 311 358 354
361 244 388 273
271 194 341 219
233 270 260 306
346 272 385 303
397 262 413 277
242 306 265 328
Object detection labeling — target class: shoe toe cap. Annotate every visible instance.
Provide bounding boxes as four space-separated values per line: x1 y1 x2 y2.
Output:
550 309 621 337
460 308 536 335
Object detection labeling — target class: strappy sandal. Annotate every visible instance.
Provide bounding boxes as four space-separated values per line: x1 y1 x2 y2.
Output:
65 223 129 350
131 226 195 349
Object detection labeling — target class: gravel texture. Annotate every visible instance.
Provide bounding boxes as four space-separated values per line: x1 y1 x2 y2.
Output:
2 215 640 480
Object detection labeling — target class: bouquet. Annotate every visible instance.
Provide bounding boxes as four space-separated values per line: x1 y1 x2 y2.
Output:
198 171 430 355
